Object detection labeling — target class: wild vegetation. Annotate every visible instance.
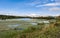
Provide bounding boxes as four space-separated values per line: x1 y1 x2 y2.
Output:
0 15 60 38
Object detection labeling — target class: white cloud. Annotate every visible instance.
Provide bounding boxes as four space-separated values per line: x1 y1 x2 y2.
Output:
26 13 41 17
27 0 60 7
0 10 21 16
49 7 60 11
27 13 37 17
36 3 60 7
44 3 60 6
55 0 60 2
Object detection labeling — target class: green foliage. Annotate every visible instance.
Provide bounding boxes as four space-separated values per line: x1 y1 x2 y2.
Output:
0 30 21 38
23 26 37 33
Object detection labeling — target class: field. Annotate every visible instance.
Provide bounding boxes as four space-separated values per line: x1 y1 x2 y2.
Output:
0 18 60 38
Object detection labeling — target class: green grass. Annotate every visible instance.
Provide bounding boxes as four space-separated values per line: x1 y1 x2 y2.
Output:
0 19 60 38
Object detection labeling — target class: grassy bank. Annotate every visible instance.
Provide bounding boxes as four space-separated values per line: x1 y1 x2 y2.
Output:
0 19 60 38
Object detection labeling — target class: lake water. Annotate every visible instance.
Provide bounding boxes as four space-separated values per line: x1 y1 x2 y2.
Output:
6 18 31 21
0 18 54 30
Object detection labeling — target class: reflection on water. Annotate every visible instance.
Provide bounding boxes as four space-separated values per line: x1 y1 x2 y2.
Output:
6 18 31 21
31 22 37 25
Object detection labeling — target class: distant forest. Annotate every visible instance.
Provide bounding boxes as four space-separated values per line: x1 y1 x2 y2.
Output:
0 15 60 20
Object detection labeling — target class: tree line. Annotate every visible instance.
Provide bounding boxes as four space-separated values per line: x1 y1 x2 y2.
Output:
0 15 60 20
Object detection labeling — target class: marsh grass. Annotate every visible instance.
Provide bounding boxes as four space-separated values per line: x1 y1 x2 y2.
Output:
0 19 60 38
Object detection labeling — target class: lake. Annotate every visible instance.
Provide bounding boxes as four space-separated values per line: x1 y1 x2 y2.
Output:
0 18 55 30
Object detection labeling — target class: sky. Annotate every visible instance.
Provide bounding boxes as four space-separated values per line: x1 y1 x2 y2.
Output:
0 0 60 16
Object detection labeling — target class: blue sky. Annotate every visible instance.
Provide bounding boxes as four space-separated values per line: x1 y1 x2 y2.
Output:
0 0 60 16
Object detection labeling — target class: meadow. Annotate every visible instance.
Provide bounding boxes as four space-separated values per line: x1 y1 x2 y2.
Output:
0 18 60 38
